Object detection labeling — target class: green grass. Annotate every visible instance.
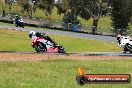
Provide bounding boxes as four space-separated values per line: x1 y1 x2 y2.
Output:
51 34 121 52
0 22 14 27
33 7 63 21
79 16 112 34
0 59 131 88
0 28 34 52
0 28 121 52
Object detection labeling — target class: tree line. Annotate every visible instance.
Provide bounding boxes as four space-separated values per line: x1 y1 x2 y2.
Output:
1 0 132 35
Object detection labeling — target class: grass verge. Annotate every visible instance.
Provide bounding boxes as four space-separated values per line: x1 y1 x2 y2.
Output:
0 28 121 52
0 58 131 88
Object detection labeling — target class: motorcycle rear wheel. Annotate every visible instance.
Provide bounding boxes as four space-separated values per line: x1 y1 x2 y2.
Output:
34 42 47 52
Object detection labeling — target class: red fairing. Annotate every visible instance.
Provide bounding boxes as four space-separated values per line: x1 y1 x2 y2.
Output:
30 35 65 53
32 37 43 47
31 37 59 53
47 47 58 53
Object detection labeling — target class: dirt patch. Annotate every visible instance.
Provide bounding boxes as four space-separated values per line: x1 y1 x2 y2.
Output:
0 53 130 61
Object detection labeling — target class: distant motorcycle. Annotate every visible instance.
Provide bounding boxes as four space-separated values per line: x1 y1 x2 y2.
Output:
13 19 24 28
117 35 132 53
31 36 66 53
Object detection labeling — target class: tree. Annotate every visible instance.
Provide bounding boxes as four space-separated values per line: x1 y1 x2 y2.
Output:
38 0 55 16
5 0 17 14
19 0 55 18
1 0 6 17
1 0 13 17
111 0 132 35
55 0 80 30
91 0 109 34
58 0 109 34
55 0 69 15
19 0 35 18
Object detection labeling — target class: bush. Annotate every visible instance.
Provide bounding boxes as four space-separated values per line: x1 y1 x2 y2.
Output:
111 0 132 35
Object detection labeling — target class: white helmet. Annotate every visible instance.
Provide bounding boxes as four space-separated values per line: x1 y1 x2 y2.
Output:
29 31 35 38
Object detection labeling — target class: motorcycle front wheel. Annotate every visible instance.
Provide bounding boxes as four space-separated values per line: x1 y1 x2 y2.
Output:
34 42 47 52
125 43 132 53
57 45 66 53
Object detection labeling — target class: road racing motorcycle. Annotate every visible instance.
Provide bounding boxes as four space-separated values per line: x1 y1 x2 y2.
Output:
31 36 66 53
13 19 24 28
117 35 132 53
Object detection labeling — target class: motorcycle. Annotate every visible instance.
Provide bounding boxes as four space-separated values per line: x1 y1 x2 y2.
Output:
31 36 66 53
117 36 132 53
13 19 24 28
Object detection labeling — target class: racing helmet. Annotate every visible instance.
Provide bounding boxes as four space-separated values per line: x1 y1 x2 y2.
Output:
15 14 20 19
29 31 35 38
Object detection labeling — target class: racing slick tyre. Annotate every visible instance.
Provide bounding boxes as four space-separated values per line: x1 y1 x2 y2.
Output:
57 45 66 53
125 43 132 53
15 24 18 27
34 42 47 52
20 23 24 28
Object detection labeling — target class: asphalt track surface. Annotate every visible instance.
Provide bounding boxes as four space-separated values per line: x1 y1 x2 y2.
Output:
0 24 132 56
0 51 132 57
0 24 117 42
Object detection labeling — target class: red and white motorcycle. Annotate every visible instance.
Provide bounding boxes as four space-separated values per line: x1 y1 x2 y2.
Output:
30 32 66 53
